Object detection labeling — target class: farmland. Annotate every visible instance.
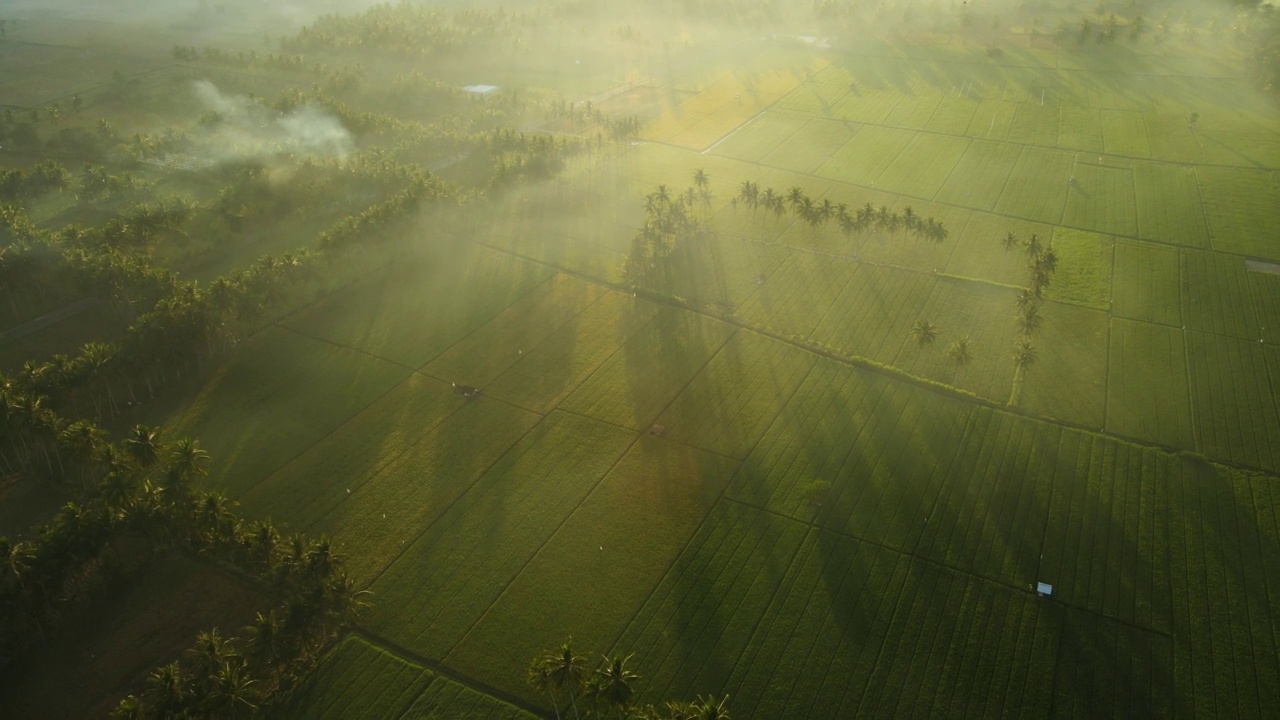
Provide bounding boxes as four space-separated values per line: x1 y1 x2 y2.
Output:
4 1 1280 718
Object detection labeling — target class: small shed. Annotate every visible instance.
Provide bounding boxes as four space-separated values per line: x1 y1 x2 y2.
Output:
464 84 499 99
1036 582 1053 597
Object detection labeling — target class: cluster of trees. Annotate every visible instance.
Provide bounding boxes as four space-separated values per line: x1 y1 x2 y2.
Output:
547 99 642 141
1244 3 1280 94
1002 230 1058 387
284 3 516 57
527 638 731 720
734 181 949 243
171 44 315 75
80 164 154 203
909 317 973 369
620 171 711 289
0 161 70 203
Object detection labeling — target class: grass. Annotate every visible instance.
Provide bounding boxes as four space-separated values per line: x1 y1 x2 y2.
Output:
759 117 859 175
1043 227 1114 310
815 125 916 187
1185 332 1280 473
1133 161 1210 248
806 263 935 367
872 133 971 199
1112 242 1182 326
561 308 737 431
1017 302 1109 429
933 139 1022 211
362 411 635 655
167 328 412 499
1106 319 1195 449
994 146 1072 224
707 111 808 163
1062 162 1138 237
275 635 434 720
736 252 858 339
1101 110 1152 157
1181 250 1262 341
1196 167 1280 260
444 435 739 704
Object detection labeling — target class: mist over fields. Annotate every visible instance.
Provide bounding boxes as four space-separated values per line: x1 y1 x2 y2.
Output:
1 1 1279 718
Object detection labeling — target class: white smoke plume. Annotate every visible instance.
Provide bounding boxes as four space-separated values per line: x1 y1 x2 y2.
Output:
191 80 354 161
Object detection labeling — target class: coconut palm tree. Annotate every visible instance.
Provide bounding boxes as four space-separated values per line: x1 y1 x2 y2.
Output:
547 638 588 720
590 654 640 720
207 660 259 719
529 657 562 720
1013 339 1037 368
244 610 281 666
911 319 939 346
124 424 162 468
1003 231 1020 251
1017 305 1042 335
142 662 187 718
1025 232 1042 258
786 186 806 213
947 337 972 365
166 437 210 492
692 168 709 193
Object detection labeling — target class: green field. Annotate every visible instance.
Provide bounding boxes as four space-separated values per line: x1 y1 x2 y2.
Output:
84 11 1280 719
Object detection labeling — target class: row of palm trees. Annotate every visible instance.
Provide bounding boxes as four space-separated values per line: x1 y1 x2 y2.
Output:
1002 231 1060 399
734 180 950 244
527 638 731 720
620 173 711 289
0 160 70 203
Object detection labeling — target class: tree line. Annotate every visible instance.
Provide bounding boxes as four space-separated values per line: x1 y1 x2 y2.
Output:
528 638 731 720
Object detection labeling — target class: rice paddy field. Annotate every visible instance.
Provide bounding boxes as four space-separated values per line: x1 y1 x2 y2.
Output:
140 21 1280 720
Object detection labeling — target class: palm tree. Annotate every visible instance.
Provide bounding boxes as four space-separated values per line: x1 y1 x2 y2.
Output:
901 206 918 233
244 610 281 666
1039 246 1058 273
547 638 588 720
786 186 806 213
1013 339 1037 369
529 657 562 720
1003 231 1020 251
590 654 639 720
208 660 258 719
1025 232 1042 258
947 337 972 365
692 168 709 193
166 437 210 499
142 662 187 718
1017 305 1042 335
124 424 162 468
911 319 939 346
692 695 732 720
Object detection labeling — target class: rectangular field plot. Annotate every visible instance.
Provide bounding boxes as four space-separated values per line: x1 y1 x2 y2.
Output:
311 399 542 585
891 277 1021 403
167 329 411 499
994 146 1072 225
1017 303 1109 429
725 538 1058 720
829 89 904 126
1006 104 1060 147
485 291 663 413
760 118 859 175
1186 331 1280 472
1044 228 1114 310
923 417 1173 630
363 412 636 657
1181 250 1261 340
924 97 979 134
934 140 1021 211
237 373 466 529
1058 106 1106 152
275 636 433 719
284 248 553 368
1251 270 1280 344
1112 242 1181 326
1102 110 1152 158
807 263 937 368
736 252 857 339
885 95 942 129
1106 319 1195 449
1168 464 1280 718
608 501 811 714
706 111 808 163
1063 161 1138 236
815 126 917 187
1049 609 1174 719
561 308 736 430
656 330 816 458
945 212 1054 287
1133 161 1210 248
871 133 971 199
1196 167 1280 260
964 100 1019 140
444 437 739 702
424 274 606 387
